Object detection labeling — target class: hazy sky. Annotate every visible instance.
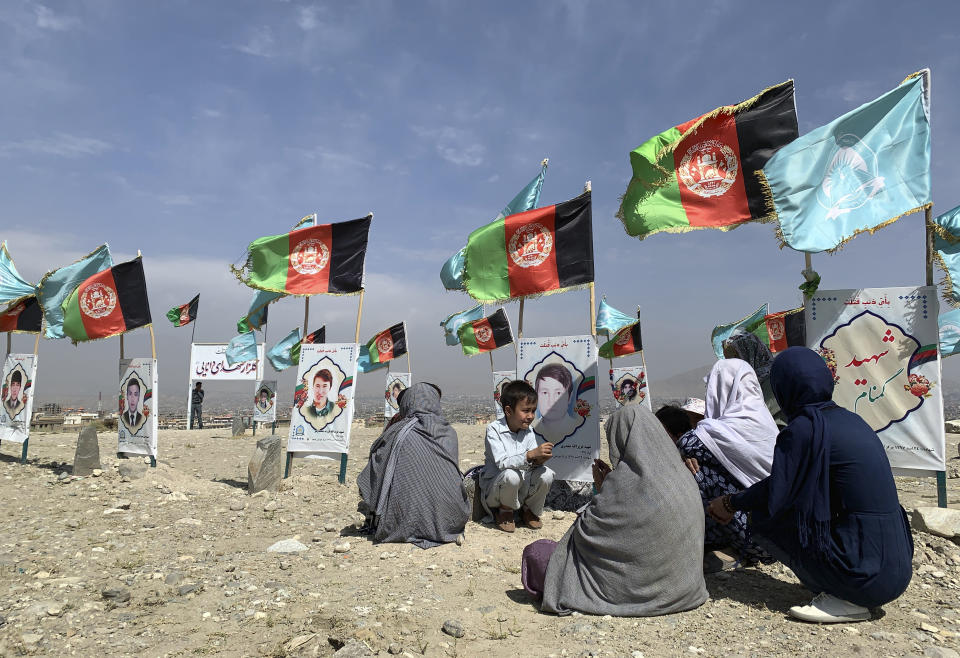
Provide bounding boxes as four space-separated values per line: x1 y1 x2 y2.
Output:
2 0 960 405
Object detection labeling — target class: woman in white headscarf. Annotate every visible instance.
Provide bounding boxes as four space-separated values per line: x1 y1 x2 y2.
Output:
676 358 779 566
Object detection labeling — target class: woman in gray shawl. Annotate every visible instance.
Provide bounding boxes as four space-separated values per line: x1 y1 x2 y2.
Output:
527 404 708 616
357 383 469 549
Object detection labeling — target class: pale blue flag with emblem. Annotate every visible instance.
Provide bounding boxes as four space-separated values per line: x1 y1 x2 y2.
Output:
0 242 36 305
37 244 113 339
266 328 301 371
226 330 259 365
357 344 388 373
939 308 960 358
932 204 960 306
440 304 484 346
711 303 768 360
761 72 931 253
440 162 548 290
596 298 635 336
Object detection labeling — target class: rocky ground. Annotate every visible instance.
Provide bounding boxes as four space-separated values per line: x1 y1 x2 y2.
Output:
0 424 959 658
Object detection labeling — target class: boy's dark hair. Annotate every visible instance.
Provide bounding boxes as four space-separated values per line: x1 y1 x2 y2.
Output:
655 404 693 438
500 380 537 412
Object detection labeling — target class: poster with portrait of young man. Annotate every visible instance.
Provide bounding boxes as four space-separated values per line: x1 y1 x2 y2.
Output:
118 358 158 457
253 379 277 423
610 366 652 411
288 343 358 454
383 372 411 425
0 354 38 444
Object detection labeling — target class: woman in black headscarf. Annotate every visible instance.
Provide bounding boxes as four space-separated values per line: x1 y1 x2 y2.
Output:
707 347 913 623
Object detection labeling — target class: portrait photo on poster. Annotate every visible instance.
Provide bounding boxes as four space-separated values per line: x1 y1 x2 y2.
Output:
610 367 649 409
119 371 149 436
2 363 29 421
523 353 587 446
255 385 275 413
385 378 407 412
296 356 348 432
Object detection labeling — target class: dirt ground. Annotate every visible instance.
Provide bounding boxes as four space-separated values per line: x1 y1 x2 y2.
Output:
1 423 959 658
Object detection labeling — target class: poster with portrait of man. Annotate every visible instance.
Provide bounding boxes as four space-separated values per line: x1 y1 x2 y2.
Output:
118 358 158 457
383 372 411 425
806 286 944 473
0 354 38 444
253 379 277 423
492 370 515 419
610 366 652 411
518 336 599 482
288 343 358 454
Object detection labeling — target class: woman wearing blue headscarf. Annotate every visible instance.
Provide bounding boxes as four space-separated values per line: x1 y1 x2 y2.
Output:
707 347 913 623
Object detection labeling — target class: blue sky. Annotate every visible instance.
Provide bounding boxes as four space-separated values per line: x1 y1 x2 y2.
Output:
2 0 960 403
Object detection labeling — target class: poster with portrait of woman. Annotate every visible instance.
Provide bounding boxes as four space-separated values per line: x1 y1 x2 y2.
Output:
384 372 411 424
253 379 277 423
518 336 599 481
118 358 158 457
492 370 515 419
0 354 38 444
610 366 652 411
288 343 358 454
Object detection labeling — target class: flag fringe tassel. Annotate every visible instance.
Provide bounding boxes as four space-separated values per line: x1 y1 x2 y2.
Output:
69 323 153 347
931 250 960 309
463 281 593 305
230 263 363 298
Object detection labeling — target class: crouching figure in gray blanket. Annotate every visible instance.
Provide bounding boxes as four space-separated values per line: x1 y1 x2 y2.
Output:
522 404 708 616
357 383 469 548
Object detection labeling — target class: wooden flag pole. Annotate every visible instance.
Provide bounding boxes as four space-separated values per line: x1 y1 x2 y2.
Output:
303 297 310 338
589 282 596 336
5 332 9 357
149 326 157 361
406 350 411 374
120 334 125 361
354 289 365 343
33 322 41 355
927 203 948 508
488 350 495 374
518 298 525 339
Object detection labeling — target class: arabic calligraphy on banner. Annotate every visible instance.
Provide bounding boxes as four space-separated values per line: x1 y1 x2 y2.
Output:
189 343 263 381
806 287 945 472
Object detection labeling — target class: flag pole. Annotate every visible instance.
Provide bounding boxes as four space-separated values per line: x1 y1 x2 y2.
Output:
589 282 596 336
149 326 156 361
406 350 411 374
5 332 9 357
354 289 365 343
33 321 42 355
518 298 524 339
120 334 125 361
488 350 495 374
303 297 310 338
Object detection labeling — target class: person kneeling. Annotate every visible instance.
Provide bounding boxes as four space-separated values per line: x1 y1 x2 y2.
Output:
481 380 555 533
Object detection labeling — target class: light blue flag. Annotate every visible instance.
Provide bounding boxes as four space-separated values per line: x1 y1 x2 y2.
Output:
440 162 548 290
762 72 931 253
939 309 960 358
357 344 388 374
933 204 960 305
226 330 258 365
37 244 113 339
596 298 635 336
238 289 283 333
440 304 484 346
711 303 768 360
266 328 301 371
0 242 36 305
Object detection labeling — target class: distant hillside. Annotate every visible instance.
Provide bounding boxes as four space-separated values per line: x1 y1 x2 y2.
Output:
649 364 712 403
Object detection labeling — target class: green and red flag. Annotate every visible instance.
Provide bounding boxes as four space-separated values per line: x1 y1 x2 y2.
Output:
617 81 798 240
0 296 42 334
764 307 805 353
358 322 407 373
231 215 371 296
599 321 643 359
463 191 593 302
61 257 152 343
290 325 326 366
166 293 199 327
458 308 513 356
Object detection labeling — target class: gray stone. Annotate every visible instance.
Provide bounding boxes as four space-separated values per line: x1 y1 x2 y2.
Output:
267 539 308 553
57 471 69 481
945 419 960 434
248 435 281 494
912 507 960 542
72 425 101 476
229 500 246 512
177 583 201 596
232 416 245 437
441 619 465 638
333 640 373 657
118 460 147 480
924 648 960 658
164 573 183 585
101 587 131 603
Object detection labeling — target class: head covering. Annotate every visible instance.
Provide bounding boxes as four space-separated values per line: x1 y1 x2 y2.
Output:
357 383 468 548
766 346 835 550
692 359 778 488
680 397 705 416
540 405 707 616
723 331 773 381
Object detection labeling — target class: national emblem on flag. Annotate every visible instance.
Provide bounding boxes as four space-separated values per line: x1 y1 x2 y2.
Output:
231 215 371 296
457 308 513 356
599 321 643 359
166 294 199 328
764 307 805 353
617 81 798 240
61 257 152 343
37 244 113 339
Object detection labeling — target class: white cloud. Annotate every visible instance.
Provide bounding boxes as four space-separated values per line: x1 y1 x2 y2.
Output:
234 26 276 58
33 4 80 32
198 108 223 119
413 126 486 167
297 6 319 31
0 132 112 158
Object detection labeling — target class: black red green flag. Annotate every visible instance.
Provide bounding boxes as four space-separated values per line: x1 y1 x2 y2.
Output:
457 308 513 355
303 326 326 344
764 307 805 353
0 296 42 334
61 257 152 343
463 191 593 302
599 321 643 358
166 294 199 327
358 322 407 372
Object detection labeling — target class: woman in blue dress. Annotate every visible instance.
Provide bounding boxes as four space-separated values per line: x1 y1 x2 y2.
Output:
708 347 914 623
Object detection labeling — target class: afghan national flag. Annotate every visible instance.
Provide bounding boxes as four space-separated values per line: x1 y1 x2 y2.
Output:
61 257 152 343
166 294 199 327
463 191 593 302
358 322 407 373
617 81 798 240
599 321 643 358
764 307 805 353
910 344 938 369
231 215 371 296
0 296 42 333
290 325 326 367
458 308 513 356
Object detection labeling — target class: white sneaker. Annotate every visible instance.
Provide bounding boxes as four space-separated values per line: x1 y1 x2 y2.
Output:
788 592 871 623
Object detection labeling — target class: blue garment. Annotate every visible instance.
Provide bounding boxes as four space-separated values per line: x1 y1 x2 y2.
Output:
732 347 913 608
